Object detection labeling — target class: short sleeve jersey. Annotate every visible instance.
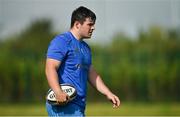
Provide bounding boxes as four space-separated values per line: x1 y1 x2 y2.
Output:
46 31 92 109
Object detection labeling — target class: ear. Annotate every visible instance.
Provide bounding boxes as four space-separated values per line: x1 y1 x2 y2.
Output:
74 21 81 29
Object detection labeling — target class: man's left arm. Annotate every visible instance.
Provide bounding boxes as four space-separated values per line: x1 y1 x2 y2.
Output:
88 65 120 108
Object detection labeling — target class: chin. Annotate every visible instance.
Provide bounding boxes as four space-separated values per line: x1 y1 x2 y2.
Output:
84 36 92 39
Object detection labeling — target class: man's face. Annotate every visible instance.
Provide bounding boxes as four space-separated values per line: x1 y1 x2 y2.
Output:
78 18 95 39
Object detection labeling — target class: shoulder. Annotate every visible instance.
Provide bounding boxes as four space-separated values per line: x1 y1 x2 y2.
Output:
82 41 91 50
51 32 72 45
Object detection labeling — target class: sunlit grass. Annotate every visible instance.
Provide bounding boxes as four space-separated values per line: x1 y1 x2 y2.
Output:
0 103 46 116
0 102 180 116
86 102 180 116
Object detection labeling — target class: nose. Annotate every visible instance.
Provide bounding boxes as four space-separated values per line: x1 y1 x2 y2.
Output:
91 25 95 30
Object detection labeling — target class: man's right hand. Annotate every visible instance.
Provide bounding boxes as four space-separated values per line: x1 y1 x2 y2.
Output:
55 91 70 104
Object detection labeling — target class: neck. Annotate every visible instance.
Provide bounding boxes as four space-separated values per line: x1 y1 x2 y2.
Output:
70 29 82 41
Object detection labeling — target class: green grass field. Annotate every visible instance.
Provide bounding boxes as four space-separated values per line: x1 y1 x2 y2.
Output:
0 102 180 116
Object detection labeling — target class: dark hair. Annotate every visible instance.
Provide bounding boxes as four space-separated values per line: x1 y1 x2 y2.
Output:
71 6 96 28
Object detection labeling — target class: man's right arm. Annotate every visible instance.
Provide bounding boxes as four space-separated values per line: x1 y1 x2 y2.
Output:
45 58 69 103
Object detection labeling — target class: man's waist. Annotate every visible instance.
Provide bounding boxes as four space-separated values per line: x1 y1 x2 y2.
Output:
71 95 86 109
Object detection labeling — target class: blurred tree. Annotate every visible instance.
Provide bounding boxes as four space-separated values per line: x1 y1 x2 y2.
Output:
0 19 179 103
0 19 54 102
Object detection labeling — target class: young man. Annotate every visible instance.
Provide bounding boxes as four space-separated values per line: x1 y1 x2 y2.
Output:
45 6 120 116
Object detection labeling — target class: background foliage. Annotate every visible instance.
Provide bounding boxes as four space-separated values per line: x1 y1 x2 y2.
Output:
0 19 179 103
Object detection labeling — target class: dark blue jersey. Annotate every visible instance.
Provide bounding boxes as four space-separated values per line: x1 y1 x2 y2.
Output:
46 31 92 109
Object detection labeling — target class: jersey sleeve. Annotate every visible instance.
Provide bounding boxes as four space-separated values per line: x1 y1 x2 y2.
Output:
83 41 92 66
46 36 68 61
88 46 92 65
